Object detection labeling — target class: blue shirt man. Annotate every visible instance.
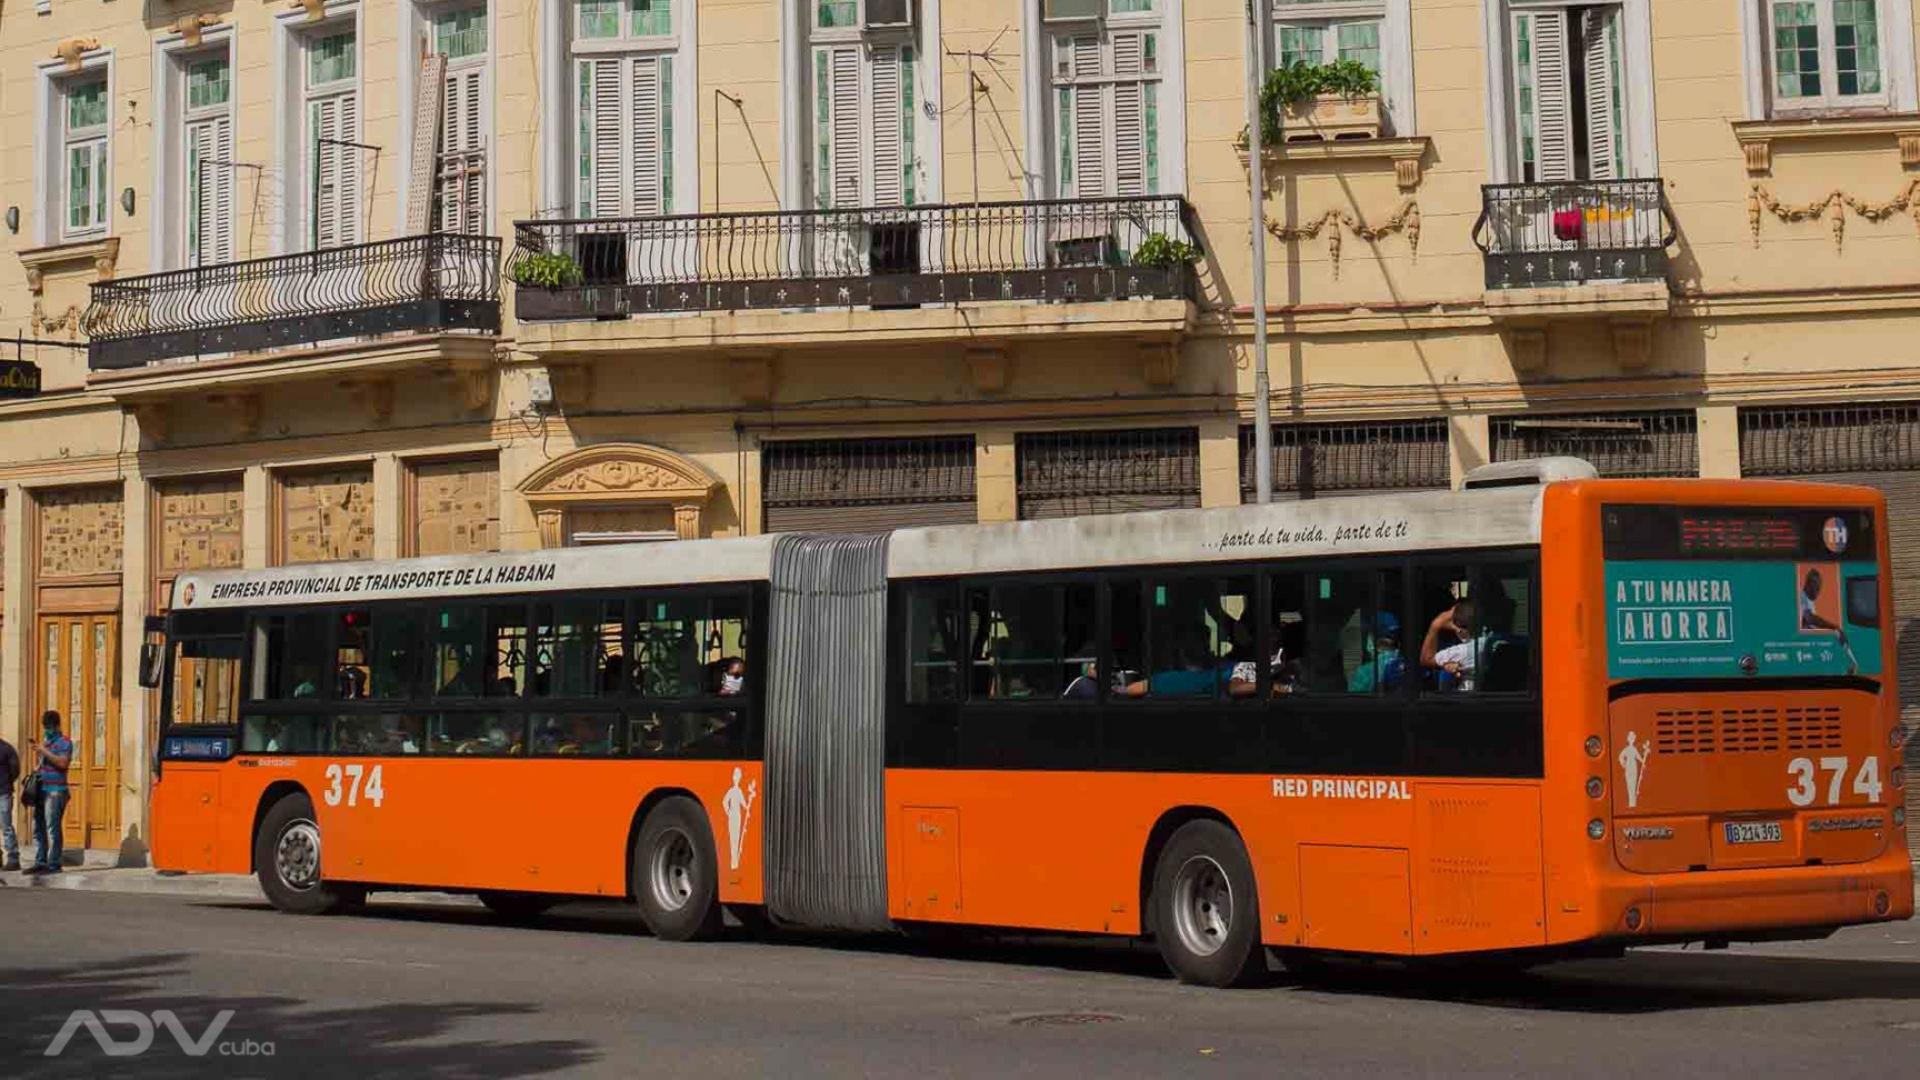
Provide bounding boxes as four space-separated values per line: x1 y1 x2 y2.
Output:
27 710 73 874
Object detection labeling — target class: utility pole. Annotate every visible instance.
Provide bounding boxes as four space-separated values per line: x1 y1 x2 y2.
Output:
1244 0 1274 504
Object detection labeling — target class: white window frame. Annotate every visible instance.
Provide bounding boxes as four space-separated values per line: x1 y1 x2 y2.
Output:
1021 0 1184 202
398 0 496 235
1266 1 1414 136
538 0 697 219
36 53 115 246
1481 0 1656 185
274 3 364 254
153 29 238 270
805 0 929 208
1740 0 1917 118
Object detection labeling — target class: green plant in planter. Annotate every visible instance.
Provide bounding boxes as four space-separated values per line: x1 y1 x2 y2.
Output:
1257 60 1379 143
1132 232 1201 269
511 251 584 289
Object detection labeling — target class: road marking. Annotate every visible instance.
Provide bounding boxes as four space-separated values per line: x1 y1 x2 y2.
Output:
209 946 438 970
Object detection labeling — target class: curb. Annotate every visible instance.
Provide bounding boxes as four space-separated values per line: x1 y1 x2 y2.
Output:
0 867 482 907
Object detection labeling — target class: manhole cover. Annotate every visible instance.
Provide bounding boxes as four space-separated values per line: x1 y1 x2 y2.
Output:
1006 1012 1126 1027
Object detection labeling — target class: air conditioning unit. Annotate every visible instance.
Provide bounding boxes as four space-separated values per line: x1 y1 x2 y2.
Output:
865 0 914 29
1042 0 1102 23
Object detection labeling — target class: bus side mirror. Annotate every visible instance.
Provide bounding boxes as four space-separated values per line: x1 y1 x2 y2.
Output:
138 616 166 689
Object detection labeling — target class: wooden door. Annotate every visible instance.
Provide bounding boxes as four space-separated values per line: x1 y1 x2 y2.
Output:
38 613 121 851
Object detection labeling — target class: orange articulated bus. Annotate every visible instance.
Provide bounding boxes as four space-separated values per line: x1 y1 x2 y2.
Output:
148 460 1912 985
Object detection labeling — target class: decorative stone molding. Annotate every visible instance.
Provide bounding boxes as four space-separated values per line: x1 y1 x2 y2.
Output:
1731 115 1920 178
1239 136 1432 194
347 378 394 425
1611 320 1655 369
1139 341 1179 387
131 403 170 445
19 236 120 294
1747 179 1920 251
518 442 723 545
729 353 776 405
171 14 223 47
964 347 1010 393
1504 327 1547 374
1267 199 1420 277
53 38 101 72
545 363 594 411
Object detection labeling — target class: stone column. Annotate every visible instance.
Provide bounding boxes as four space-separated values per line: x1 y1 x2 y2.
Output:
975 429 1017 523
1448 414 1492 489
1199 417 1243 508
118 471 151 864
243 466 271 568
372 453 403 559
1695 404 1742 478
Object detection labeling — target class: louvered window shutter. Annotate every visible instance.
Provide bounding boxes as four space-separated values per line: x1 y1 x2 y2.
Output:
312 96 345 247
869 44 903 206
338 92 361 243
435 65 486 233
630 56 664 216
579 57 624 217
188 117 234 264
827 46 862 208
1111 32 1145 196
1580 7 1623 181
1071 36 1105 198
1513 8 1572 182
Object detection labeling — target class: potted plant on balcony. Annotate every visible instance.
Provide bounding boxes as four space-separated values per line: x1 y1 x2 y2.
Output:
1128 232 1202 298
1254 59 1382 145
510 251 584 320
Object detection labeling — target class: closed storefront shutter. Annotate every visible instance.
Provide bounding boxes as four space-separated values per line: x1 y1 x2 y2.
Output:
1017 427 1199 520
1240 419 1451 502
1490 410 1698 477
763 436 976 534
1741 405 1920 862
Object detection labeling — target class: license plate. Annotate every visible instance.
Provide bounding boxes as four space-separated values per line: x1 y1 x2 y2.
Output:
1723 821 1783 845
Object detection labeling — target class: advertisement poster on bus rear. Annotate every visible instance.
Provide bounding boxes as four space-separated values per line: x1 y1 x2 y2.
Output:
1604 559 1883 679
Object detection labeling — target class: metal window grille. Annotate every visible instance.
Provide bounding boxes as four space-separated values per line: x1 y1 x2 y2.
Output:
1015 427 1201 520
1489 410 1697 478
762 435 977 533
1739 404 1920 476
1238 419 1450 500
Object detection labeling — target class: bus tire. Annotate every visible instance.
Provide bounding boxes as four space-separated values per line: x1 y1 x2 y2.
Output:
1149 820 1267 988
255 792 357 916
632 796 723 941
478 891 559 922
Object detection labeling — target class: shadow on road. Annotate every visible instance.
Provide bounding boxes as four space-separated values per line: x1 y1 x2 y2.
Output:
196 895 1920 1016
0 952 597 1076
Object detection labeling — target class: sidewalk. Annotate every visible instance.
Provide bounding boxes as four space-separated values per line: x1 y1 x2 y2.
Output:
0 857 479 906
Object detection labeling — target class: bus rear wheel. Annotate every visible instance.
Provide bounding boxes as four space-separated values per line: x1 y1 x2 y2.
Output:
255 792 362 915
478 891 559 922
1149 820 1266 988
631 796 722 941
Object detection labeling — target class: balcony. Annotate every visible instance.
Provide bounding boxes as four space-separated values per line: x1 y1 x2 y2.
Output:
507 196 1197 324
1472 179 1676 320
83 233 501 371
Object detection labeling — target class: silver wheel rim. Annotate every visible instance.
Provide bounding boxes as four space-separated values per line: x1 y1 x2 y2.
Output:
276 819 322 893
648 827 696 912
1171 855 1233 958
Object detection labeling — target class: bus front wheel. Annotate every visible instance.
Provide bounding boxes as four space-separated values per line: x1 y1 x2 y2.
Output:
255 792 362 915
1148 820 1267 988
631 796 722 941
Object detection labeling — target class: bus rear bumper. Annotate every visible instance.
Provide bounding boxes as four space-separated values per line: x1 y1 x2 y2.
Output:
1594 854 1914 941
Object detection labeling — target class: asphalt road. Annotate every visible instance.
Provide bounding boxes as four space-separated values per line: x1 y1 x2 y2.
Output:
2 888 1917 1078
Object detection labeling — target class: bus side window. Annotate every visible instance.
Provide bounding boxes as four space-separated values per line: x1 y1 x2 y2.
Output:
1476 564 1531 693
367 605 426 700
632 597 702 698
430 604 487 697
905 585 960 702
534 598 623 698
250 612 330 700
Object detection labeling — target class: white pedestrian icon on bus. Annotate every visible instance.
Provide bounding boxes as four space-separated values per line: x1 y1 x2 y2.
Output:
723 767 758 871
1619 731 1651 809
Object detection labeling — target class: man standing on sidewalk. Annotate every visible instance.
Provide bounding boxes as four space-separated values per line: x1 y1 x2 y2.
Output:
25 711 72 875
0 730 19 871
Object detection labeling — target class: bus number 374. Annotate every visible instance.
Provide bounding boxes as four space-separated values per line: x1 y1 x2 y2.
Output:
323 763 386 809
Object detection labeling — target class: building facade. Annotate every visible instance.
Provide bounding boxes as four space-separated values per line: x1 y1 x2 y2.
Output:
2 0 1919 857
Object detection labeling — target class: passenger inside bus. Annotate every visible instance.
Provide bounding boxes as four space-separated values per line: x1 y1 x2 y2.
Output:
1346 612 1405 693
716 657 747 696
1124 629 1217 698
1421 578 1528 692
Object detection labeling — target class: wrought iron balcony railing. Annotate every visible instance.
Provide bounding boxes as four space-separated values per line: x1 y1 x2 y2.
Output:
1472 179 1676 291
508 196 1197 320
84 233 501 370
